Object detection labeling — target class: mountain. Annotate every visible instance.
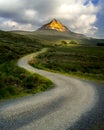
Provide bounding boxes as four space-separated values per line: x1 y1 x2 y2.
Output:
39 19 69 32
36 19 87 40
12 19 86 40
12 19 103 45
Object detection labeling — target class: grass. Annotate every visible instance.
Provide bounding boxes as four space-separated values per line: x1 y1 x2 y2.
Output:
0 61 53 100
0 30 53 100
15 29 104 46
30 45 104 83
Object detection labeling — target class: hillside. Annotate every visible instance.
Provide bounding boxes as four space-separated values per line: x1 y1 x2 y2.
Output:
0 30 52 100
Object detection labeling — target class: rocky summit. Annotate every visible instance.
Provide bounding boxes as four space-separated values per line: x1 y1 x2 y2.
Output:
39 19 69 32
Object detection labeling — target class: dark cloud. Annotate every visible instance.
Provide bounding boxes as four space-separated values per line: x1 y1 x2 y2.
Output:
0 0 58 25
35 0 58 14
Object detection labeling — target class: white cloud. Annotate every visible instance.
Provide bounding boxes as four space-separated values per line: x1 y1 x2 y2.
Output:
22 9 38 23
25 10 37 19
0 0 100 37
70 14 97 33
54 1 99 35
0 20 34 31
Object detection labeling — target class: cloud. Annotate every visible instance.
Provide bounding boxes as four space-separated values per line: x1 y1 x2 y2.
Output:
0 0 101 37
0 19 34 31
55 1 98 34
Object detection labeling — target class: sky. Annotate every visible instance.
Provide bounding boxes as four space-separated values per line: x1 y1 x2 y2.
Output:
0 0 103 38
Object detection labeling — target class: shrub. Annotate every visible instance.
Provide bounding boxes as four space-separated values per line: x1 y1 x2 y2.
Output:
97 43 104 46
61 41 67 45
69 40 77 44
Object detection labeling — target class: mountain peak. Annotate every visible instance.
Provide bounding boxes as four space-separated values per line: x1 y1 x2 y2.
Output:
51 18 57 22
39 19 69 32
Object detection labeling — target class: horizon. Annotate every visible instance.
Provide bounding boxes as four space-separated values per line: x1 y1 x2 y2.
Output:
0 0 104 39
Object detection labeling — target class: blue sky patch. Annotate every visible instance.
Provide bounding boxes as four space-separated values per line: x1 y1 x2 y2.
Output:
84 0 99 5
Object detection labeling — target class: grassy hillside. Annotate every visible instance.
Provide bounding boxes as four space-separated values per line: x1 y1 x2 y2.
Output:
0 31 53 100
14 30 104 46
30 46 104 83
0 30 104 100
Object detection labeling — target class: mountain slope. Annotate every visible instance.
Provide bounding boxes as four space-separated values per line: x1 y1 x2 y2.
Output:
36 19 87 40
39 19 69 32
11 19 88 42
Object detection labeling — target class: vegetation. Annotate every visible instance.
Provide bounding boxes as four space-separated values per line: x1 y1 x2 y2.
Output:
0 30 104 100
69 40 78 44
97 43 104 46
0 31 53 100
61 40 68 45
0 62 53 100
88 122 104 130
30 46 104 83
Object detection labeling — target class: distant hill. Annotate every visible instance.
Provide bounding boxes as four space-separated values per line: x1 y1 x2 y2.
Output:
9 19 104 45
13 19 87 40
37 19 87 39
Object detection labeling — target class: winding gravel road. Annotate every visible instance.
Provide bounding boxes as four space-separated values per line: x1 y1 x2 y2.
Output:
0 48 101 130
